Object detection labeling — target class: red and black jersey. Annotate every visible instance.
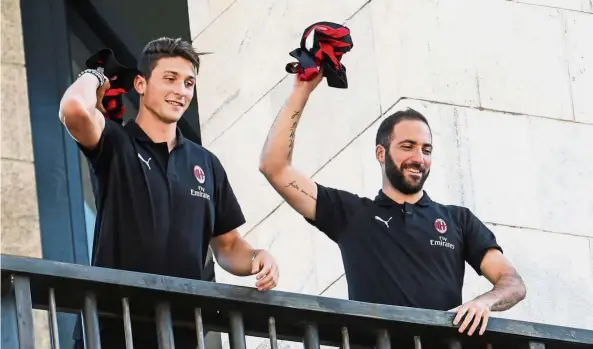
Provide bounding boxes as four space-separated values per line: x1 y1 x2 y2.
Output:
85 48 139 124
286 21 354 89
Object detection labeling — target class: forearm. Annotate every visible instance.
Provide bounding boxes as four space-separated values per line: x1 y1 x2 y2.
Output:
475 270 526 311
59 74 100 121
214 238 257 277
259 89 310 174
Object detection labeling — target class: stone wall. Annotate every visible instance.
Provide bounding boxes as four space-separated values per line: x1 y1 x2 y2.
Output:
189 1 593 345
1 0 40 257
1 0 49 346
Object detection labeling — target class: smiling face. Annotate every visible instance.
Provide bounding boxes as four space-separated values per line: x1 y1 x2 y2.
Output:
134 56 196 124
378 119 433 194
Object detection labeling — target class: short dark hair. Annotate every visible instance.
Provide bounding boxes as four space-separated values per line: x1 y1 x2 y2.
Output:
375 108 431 147
137 37 201 79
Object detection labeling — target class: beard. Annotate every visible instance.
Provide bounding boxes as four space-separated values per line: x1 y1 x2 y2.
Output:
384 149 430 195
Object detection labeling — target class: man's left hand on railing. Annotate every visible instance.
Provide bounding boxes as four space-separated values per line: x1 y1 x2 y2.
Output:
210 230 279 291
450 298 492 336
449 249 527 336
251 249 280 291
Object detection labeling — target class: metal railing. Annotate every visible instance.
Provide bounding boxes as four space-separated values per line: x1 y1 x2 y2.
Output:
1 254 592 349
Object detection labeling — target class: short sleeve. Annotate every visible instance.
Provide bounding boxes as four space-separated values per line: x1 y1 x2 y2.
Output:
211 155 246 236
461 207 503 275
77 119 126 174
305 183 361 243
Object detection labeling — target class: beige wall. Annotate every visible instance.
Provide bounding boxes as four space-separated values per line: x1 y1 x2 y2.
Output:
1 0 49 347
1 0 41 258
189 0 593 347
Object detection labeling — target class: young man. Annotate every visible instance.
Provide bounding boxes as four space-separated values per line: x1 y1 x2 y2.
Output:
60 37 279 348
259 73 526 339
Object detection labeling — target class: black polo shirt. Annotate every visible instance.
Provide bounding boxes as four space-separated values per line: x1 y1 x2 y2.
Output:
81 119 245 278
307 183 502 311
74 120 246 347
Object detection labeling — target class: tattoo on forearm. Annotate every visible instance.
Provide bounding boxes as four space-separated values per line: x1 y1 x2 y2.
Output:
287 121 297 159
481 270 526 311
287 111 301 160
284 180 317 201
491 298 517 311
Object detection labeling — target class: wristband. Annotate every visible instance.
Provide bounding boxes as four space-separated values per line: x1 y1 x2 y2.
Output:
77 69 107 88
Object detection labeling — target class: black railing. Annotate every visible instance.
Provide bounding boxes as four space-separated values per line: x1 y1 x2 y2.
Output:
1 254 592 349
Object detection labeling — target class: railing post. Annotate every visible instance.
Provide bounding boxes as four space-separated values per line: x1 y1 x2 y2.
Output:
1 277 19 349
1 276 36 349
268 316 278 349
447 338 462 349
49 288 61 349
122 298 134 349
229 311 246 349
195 308 205 349
155 302 175 349
341 326 350 349
376 329 390 349
303 323 320 349
14 276 36 349
83 292 101 349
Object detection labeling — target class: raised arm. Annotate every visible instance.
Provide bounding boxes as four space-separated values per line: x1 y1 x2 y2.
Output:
259 74 323 220
59 70 110 149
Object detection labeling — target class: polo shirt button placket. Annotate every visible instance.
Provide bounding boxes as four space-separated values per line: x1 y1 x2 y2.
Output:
166 151 177 182
402 203 413 222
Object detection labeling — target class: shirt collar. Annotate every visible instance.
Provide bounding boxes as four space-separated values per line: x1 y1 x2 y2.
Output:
124 120 186 147
373 190 432 208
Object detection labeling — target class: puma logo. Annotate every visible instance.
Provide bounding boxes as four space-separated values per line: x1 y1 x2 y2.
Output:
138 153 152 170
375 216 392 228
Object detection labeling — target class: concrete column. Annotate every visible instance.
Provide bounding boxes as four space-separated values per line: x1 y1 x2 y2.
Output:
1 0 49 346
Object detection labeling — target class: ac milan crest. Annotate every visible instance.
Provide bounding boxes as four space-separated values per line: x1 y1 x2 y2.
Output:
434 218 447 234
194 165 205 184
